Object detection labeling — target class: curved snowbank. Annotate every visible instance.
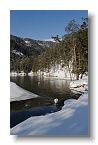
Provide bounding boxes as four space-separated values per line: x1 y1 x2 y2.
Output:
10 92 88 135
10 76 88 135
10 82 39 102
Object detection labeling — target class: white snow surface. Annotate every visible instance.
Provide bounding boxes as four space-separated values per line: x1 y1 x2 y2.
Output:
10 82 39 102
70 76 88 93
12 50 24 56
11 92 88 135
24 40 30 44
28 63 74 80
10 71 26 76
10 76 88 135
43 38 56 42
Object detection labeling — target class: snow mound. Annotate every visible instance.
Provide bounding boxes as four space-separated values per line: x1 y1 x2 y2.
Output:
10 92 88 135
10 82 40 102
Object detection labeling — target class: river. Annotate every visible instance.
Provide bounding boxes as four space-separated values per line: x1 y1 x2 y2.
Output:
10 76 81 128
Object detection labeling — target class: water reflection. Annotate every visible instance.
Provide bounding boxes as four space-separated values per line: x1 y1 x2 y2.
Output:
10 98 62 128
10 76 78 99
10 76 81 128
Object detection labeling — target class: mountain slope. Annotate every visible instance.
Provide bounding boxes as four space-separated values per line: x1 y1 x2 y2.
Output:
10 35 56 71
10 35 56 56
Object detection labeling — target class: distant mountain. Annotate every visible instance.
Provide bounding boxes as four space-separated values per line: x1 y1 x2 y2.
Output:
10 35 56 56
10 34 56 71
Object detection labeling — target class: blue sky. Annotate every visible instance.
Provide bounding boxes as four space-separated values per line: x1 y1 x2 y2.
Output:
10 10 88 40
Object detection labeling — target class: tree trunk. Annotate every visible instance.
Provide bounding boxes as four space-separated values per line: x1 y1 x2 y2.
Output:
73 36 79 80
80 73 83 79
76 73 79 80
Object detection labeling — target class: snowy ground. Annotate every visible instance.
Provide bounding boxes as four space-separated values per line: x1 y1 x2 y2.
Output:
10 76 88 136
10 82 40 102
28 69 73 79
70 76 88 93
10 71 26 76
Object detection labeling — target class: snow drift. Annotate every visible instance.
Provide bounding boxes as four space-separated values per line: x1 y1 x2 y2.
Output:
10 82 40 102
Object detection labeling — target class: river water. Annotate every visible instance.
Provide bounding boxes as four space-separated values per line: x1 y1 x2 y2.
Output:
10 76 81 128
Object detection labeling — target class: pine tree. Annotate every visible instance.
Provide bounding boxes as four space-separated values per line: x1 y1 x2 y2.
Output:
65 19 80 80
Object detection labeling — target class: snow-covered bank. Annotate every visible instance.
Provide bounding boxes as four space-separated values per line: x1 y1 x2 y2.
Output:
11 76 88 135
10 82 39 102
10 71 26 76
10 91 88 135
10 75 88 135
70 76 88 93
28 70 75 80
27 63 75 79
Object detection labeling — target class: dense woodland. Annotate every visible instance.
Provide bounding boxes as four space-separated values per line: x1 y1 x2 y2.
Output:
10 18 88 80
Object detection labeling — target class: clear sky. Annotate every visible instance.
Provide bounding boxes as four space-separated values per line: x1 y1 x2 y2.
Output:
10 10 88 40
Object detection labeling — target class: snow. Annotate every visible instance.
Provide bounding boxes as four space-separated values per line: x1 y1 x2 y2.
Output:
44 38 62 43
10 76 88 135
10 71 26 76
24 40 30 44
12 50 24 56
10 62 74 79
10 92 88 135
28 69 74 80
43 38 56 42
10 71 18 76
24 40 32 47
38 42 43 46
28 63 76 80
10 82 40 102
70 76 88 93
28 71 34 76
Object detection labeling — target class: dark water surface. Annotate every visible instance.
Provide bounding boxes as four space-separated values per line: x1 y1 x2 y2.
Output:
10 76 81 128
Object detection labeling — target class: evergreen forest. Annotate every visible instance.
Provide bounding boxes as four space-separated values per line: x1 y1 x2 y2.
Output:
10 18 88 80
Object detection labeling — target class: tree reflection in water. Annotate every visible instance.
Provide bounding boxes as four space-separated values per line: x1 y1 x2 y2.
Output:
10 76 81 128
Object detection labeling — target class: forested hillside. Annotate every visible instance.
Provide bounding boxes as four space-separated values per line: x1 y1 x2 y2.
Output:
10 35 56 73
31 18 88 80
10 18 88 80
